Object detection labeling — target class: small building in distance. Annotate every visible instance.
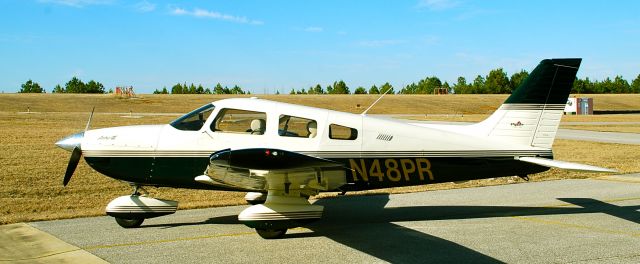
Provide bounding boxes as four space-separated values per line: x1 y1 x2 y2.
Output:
564 97 593 115
433 87 449 95
115 86 136 97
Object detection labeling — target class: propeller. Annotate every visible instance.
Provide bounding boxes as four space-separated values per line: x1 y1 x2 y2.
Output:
57 107 95 186
63 147 82 186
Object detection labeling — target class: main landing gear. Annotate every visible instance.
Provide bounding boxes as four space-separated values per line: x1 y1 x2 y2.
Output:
239 193 324 239
238 179 324 239
105 185 178 228
236 169 345 239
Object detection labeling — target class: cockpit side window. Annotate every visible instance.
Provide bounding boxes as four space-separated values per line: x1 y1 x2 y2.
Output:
278 115 317 138
170 104 215 131
329 124 358 140
212 108 267 135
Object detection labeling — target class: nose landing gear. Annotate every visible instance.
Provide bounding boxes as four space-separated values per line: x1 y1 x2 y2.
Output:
106 185 178 228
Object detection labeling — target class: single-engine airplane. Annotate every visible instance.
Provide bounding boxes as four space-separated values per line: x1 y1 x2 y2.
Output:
56 58 614 239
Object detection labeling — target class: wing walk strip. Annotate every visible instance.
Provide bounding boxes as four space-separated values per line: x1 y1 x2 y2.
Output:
83 150 553 158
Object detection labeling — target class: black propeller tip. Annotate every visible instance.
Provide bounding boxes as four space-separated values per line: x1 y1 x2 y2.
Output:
63 147 82 186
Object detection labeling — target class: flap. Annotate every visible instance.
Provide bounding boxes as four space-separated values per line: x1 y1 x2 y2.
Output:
516 156 617 173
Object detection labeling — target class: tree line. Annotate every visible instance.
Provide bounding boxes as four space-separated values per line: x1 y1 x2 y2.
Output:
288 70 640 94
18 71 640 94
153 83 249 94
19 77 105 93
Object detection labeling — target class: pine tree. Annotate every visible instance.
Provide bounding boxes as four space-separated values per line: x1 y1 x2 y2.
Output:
331 80 350 94
19 79 44 93
214 83 225 94
485 68 510 94
509 70 529 92
380 82 394 94
171 83 183 94
52 84 64 93
369 85 380 94
631 74 640 93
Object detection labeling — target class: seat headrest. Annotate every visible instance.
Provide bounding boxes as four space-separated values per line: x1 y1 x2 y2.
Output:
307 121 317 138
250 119 265 134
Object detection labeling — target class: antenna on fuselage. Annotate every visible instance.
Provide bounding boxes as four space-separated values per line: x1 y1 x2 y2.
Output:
361 87 393 116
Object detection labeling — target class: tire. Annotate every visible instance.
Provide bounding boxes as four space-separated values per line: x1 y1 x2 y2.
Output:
115 217 144 228
256 228 287 239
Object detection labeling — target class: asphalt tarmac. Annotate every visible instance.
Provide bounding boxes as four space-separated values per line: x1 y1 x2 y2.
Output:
558 128 640 145
24 174 640 263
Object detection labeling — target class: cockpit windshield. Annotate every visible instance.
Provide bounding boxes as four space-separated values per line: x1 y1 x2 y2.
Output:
170 104 215 131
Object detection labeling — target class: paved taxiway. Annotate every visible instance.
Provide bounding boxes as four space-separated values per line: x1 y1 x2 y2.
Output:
25 174 640 263
558 128 640 145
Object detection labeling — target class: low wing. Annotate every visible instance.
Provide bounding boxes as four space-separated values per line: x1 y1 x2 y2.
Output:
196 148 347 192
516 156 617 173
209 148 342 171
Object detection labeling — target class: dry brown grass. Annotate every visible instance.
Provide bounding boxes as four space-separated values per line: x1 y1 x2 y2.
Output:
1 93 639 224
3 93 639 114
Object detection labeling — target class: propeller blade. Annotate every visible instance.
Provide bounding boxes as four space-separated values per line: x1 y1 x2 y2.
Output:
63 146 82 186
85 106 95 132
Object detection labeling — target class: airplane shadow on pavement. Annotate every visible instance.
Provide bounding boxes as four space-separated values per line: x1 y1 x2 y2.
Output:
144 194 640 263
307 195 501 263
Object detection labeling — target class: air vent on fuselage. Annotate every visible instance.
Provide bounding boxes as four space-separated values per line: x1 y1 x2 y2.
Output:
376 134 393 141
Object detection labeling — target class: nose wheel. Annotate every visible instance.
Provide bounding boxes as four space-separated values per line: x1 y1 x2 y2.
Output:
256 228 287 239
112 185 147 228
115 217 144 228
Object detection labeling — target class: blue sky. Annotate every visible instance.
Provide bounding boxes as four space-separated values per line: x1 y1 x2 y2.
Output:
2 0 639 93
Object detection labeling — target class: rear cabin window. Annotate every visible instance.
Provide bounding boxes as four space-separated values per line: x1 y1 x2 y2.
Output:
278 115 318 138
212 108 267 135
329 124 358 140
170 104 215 131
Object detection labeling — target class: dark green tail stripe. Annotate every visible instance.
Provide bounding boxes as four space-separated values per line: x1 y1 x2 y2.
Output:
505 58 581 105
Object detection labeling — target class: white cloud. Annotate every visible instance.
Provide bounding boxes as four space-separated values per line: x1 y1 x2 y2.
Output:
422 35 440 45
357 39 405 47
455 8 496 20
134 1 156 12
172 7 187 15
304 26 323 32
38 0 113 8
417 0 459 11
171 7 263 25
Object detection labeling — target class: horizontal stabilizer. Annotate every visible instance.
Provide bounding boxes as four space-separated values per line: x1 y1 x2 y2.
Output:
516 156 617 173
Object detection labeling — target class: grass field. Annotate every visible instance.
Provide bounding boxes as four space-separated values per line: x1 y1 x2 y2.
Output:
2 93 640 114
1 93 639 224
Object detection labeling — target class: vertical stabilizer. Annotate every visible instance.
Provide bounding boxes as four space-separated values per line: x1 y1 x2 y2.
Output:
472 58 581 148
